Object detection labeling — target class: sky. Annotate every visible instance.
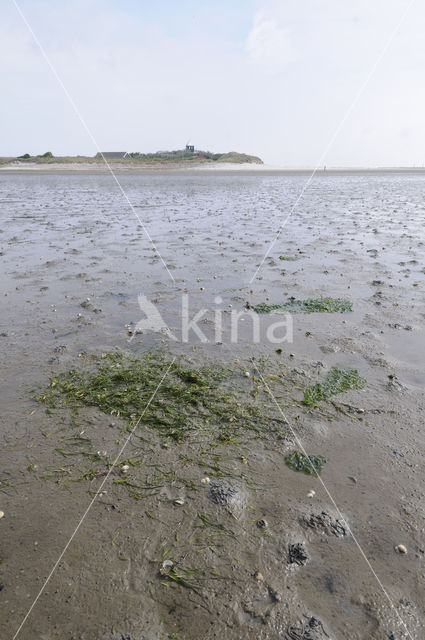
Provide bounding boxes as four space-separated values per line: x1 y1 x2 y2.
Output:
1 0 424 166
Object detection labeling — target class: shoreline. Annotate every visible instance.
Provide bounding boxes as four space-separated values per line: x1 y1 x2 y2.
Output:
2 160 425 174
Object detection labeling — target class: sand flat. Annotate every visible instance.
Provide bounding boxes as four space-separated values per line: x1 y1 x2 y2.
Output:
0 170 424 639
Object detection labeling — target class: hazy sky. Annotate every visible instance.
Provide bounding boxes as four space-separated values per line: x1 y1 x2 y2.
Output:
1 0 424 166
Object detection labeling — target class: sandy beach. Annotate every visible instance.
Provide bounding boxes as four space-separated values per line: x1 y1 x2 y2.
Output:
0 169 424 639
2 160 425 174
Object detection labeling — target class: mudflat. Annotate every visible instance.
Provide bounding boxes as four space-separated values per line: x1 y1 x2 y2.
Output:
0 171 424 639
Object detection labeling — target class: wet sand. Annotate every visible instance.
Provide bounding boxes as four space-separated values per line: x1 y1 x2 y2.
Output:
0 171 424 639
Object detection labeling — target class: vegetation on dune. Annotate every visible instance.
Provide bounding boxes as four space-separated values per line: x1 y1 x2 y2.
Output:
215 151 263 164
303 366 366 407
252 297 353 314
123 149 262 164
6 148 263 165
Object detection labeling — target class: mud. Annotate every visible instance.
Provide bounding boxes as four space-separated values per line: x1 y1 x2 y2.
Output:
0 171 424 639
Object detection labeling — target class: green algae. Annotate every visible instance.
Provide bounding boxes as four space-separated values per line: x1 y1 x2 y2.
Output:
37 351 279 443
285 450 326 476
252 297 353 314
303 366 366 407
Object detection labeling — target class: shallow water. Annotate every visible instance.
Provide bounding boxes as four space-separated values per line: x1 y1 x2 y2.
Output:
1 171 424 377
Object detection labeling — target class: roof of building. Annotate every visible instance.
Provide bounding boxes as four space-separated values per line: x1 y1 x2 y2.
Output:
96 152 127 158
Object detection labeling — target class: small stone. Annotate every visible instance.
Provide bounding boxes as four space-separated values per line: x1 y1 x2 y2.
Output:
173 498 185 506
395 544 407 554
268 586 281 602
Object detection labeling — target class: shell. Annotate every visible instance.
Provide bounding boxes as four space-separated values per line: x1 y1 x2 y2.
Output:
160 560 173 575
173 498 185 506
395 544 407 554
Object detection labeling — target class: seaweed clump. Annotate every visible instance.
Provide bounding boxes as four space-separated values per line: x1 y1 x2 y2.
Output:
303 366 365 407
37 352 271 442
252 297 353 314
285 450 326 476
